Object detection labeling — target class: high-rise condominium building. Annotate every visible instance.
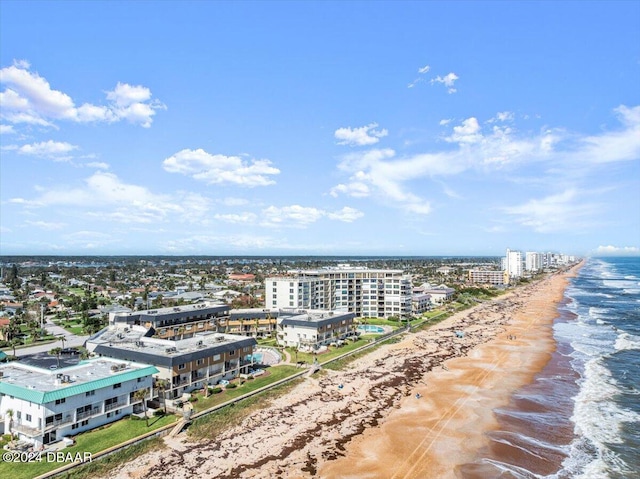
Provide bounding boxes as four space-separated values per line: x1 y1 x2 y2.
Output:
505 249 523 278
265 264 412 318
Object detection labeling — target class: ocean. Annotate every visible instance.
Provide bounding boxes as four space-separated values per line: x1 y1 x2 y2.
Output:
461 257 640 478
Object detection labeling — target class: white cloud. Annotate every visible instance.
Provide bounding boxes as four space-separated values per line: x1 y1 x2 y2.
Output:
16 140 78 159
594 245 640 255
561 105 640 164
0 124 15 134
220 197 250 206
163 148 280 187
260 204 364 228
502 189 599 233
439 119 452 126
0 60 164 128
334 122 388 146
446 117 482 144
408 64 431 88
24 220 66 230
330 106 640 216
329 182 370 198
214 212 258 224
495 111 514 122
10 171 208 225
326 206 364 222
431 72 459 93
85 161 110 170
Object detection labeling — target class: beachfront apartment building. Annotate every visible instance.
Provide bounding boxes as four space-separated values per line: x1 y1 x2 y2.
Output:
504 249 523 279
419 285 456 304
0 358 157 448
108 301 230 340
468 269 510 286
222 308 279 338
86 328 256 405
265 265 412 318
276 310 356 351
525 252 543 272
411 293 432 314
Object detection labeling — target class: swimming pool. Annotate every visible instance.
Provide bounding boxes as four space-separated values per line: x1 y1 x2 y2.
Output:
357 325 385 334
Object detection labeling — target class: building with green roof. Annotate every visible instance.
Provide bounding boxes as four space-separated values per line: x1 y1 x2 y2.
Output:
0 358 157 447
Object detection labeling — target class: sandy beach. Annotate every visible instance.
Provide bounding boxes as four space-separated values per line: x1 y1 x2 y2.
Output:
105 265 580 479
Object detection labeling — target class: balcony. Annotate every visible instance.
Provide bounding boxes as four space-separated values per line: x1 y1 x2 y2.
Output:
104 400 126 412
12 420 41 437
76 407 101 421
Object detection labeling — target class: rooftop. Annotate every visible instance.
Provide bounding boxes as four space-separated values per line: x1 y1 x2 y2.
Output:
0 358 158 404
91 328 253 358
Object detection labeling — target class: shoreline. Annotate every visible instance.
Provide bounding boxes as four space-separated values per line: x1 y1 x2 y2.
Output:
321 263 583 479
105 265 581 479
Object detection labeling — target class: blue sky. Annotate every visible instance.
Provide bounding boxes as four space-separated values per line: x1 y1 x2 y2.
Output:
1 1 639 257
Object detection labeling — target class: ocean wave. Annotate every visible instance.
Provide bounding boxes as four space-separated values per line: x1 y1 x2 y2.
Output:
564 357 640 477
614 332 640 351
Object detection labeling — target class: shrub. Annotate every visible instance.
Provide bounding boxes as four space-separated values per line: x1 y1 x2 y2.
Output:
189 396 198 402
226 383 237 389
210 387 222 394
153 410 165 417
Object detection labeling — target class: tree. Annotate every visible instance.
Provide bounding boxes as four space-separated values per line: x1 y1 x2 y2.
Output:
155 379 169 413
58 335 67 350
133 388 149 426
50 347 62 368
10 338 21 357
6 409 13 434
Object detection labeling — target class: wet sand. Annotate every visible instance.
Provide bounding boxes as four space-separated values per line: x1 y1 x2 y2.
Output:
105 265 580 479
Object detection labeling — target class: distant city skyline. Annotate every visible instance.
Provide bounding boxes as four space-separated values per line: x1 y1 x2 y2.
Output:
1 2 639 257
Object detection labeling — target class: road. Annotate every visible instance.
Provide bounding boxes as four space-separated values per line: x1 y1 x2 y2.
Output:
1 317 89 358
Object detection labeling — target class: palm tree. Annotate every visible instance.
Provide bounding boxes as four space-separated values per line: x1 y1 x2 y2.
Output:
177 326 185 340
6 409 13 434
133 388 149 426
155 379 169 413
58 335 67 350
10 338 20 357
49 347 62 368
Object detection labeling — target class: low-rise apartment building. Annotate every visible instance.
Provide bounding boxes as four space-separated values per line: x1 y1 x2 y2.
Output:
86 329 256 404
0 358 157 448
468 269 509 285
276 310 355 351
108 301 230 340
411 293 432 314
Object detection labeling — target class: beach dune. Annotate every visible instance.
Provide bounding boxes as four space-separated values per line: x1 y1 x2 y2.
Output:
106 266 579 479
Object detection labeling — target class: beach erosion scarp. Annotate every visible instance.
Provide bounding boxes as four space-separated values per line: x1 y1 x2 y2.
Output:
105 265 581 479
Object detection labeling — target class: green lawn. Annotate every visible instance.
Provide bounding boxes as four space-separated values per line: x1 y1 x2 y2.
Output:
192 364 301 412
285 337 372 365
0 415 177 479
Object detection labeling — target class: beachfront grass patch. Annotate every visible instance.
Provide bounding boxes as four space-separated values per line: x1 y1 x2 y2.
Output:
58 437 166 479
192 365 301 412
0 415 177 479
189 377 304 440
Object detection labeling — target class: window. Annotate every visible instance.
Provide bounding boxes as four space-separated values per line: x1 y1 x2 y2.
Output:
137 377 144 382
113 383 122 389
81 420 89 426
178 363 186 370
196 359 203 365
26 414 32 422
72 423 79 430
229 350 235 356
86 390 95 397
55 398 66 405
